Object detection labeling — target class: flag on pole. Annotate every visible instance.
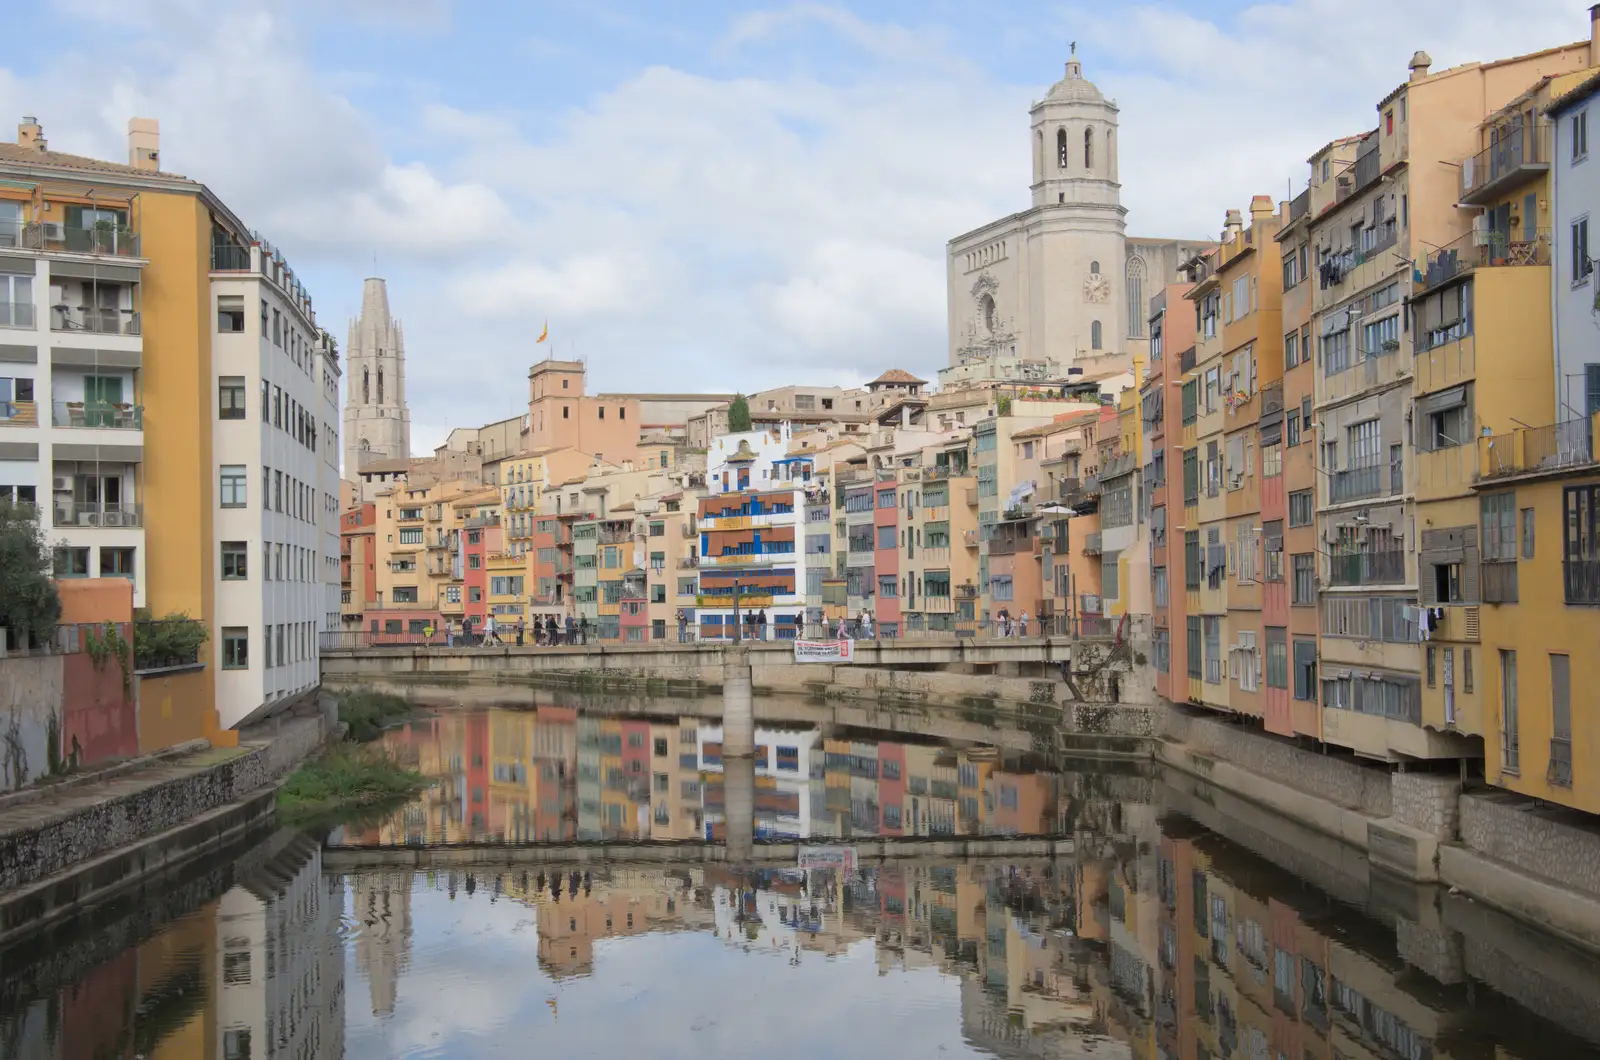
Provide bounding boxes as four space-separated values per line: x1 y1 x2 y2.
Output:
537 319 548 343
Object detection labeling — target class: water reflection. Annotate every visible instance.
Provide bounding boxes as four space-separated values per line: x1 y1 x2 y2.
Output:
0 832 344 1060
4 702 1600 1059
336 706 1073 847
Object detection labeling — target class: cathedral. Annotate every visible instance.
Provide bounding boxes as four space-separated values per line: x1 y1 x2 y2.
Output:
946 49 1212 378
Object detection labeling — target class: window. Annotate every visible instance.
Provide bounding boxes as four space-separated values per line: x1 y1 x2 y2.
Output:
876 525 896 550
218 376 246 419
1573 109 1589 162
1347 419 1381 467
1203 616 1221 684
1084 127 1093 168
1186 617 1202 678
53 546 89 577
1152 566 1168 607
877 488 895 508
1521 507 1535 559
1500 649 1519 773
220 465 247 507
222 627 248 669
216 295 245 333
1266 628 1288 689
1420 393 1470 451
1091 319 1102 350
1291 553 1315 605
1263 520 1283 582
1288 490 1314 528
469 554 481 569
222 541 247 580
1293 638 1317 700
1551 653 1572 787
1574 217 1593 285
878 575 897 598
1481 493 1516 561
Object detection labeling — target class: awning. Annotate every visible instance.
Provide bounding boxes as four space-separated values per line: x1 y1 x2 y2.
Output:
1415 386 1466 417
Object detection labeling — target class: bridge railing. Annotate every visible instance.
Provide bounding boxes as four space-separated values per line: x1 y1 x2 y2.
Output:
319 616 1146 652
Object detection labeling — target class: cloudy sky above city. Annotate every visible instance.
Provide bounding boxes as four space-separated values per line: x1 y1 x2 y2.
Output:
0 0 1586 454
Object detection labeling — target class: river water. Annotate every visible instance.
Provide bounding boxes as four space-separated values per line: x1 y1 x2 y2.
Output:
3 697 1599 1059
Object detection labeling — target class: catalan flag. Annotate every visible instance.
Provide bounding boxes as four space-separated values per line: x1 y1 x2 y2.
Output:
537 319 548 343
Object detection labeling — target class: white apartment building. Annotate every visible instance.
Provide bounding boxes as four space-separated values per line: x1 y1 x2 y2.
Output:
0 202 147 604
212 240 340 725
1551 76 1600 419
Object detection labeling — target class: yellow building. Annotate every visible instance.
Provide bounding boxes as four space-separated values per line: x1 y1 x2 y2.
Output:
1185 245 1229 712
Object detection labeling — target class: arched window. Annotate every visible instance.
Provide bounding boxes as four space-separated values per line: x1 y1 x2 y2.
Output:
980 293 996 333
362 368 369 405
1091 320 1102 350
1084 127 1094 169
1090 261 1100 276
377 367 384 405
1036 130 1044 178
1057 128 1068 169
1126 257 1146 337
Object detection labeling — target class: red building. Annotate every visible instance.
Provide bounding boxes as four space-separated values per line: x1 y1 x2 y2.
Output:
340 502 377 630
462 521 502 632
877 740 906 835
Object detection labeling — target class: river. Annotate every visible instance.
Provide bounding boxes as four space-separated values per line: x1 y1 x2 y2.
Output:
2 696 1598 1059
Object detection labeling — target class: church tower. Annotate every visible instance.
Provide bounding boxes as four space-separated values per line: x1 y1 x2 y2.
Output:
343 277 411 474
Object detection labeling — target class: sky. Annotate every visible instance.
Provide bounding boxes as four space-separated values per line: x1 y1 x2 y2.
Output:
0 0 1588 454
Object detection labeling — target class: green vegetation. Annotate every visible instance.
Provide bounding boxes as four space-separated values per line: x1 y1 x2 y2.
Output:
339 689 412 742
133 611 209 670
86 620 133 695
0 500 60 649
277 743 428 824
727 393 752 432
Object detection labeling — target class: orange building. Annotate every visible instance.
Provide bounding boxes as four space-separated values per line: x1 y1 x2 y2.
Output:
525 359 640 465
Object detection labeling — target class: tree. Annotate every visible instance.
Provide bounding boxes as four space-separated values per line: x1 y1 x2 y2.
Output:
727 393 752 433
0 500 60 647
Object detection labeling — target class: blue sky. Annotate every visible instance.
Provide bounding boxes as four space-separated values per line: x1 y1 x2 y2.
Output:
1 0 1586 452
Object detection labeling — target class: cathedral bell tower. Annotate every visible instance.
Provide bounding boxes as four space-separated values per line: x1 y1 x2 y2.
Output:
1030 44 1121 210
343 277 412 474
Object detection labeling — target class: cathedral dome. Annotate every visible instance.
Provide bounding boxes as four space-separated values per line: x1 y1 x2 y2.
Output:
1044 50 1103 103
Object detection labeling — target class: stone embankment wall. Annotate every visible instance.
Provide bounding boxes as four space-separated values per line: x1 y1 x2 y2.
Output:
0 715 324 893
1458 790 1600 899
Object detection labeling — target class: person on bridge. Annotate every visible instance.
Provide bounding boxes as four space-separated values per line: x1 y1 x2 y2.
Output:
481 614 498 648
579 615 589 645
1018 610 1030 638
565 614 576 645
545 614 558 646
677 609 689 642
515 620 524 647
757 609 768 641
446 618 456 648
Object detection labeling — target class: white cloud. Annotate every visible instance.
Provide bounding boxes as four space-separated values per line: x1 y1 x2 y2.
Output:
5 0 1593 448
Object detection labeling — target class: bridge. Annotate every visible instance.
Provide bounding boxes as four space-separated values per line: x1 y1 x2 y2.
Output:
321 834 1078 871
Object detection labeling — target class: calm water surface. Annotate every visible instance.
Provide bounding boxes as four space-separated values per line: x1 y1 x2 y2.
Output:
3 698 1599 1059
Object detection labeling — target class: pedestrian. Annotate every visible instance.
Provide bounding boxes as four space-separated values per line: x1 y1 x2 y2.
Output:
758 609 768 641
836 615 847 639
515 620 525 647
566 613 576 645
579 615 589 645
423 621 435 645
1019 609 1030 638
860 609 873 639
446 618 456 648
677 609 688 643
546 614 557 646
482 613 498 648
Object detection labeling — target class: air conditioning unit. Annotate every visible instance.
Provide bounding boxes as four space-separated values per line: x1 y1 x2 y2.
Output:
53 475 73 492
1472 214 1490 246
102 511 124 527
41 221 64 241
79 511 100 526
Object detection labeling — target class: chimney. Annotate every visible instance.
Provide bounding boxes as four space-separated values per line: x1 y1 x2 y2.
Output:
127 117 159 171
1408 50 1432 82
1590 5 1600 67
17 117 45 153
1223 209 1244 242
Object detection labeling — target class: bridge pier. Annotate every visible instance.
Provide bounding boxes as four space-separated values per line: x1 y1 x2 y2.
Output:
724 756 755 863
722 644 755 758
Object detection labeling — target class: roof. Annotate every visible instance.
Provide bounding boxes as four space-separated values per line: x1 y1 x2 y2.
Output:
450 489 500 507
1009 411 1099 441
0 142 192 181
1549 69 1600 117
357 458 410 475
870 368 928 386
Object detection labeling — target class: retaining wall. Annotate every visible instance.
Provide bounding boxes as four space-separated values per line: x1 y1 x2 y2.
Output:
1459 790 1600 899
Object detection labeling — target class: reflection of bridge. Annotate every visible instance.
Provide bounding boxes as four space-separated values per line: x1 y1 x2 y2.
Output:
321 834 1077 872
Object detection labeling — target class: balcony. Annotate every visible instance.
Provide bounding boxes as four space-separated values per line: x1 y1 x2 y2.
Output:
0 400 38 427
1080 593 1102 615
1548 737 1573 788
3 220 142 258
1179 348 1196 374
1082 533 1102 556
211 244 252 271
1327 548 1404 587
1260 382 1283 420
464 514 500 529
51 401 143 430
54 501 142 528
1329 463 1390 504
1564 558 1600 606
963 529 979 548
1480 418 1594 481
965 488 979 506
0 300 35 329
598 524 634 544
1482 560 1518 603
1460 123 1551 206
51 306 141 336
1419 227 1550 294
956 582 978 599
